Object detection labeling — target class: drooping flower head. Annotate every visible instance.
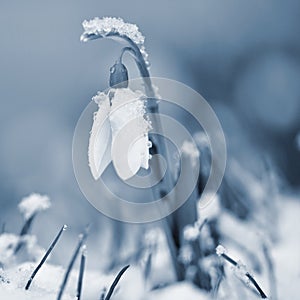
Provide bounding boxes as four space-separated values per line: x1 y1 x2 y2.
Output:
82 17 153 181
88 88 152 180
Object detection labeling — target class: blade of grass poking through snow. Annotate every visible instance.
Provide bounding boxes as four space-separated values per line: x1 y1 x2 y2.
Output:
14 213 37 254
216 245 268 299
104 265 130 300
25 225 67 290
15 194 51 254
99 288 107 300
76 245 86 300
57 225 90 300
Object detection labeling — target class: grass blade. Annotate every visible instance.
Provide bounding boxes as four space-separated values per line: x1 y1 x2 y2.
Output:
57 225 89 300
76 245 86 300
25 224 67 290
14 213 36 254
104 265 130 300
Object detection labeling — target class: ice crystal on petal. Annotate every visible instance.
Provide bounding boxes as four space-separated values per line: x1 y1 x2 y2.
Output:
18 194 51 220
81 17 149 66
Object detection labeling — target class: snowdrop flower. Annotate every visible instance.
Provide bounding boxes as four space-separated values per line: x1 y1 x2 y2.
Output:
88 87 152 181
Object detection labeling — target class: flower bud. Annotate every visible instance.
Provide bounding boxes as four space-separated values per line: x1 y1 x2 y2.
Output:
109 61 128 88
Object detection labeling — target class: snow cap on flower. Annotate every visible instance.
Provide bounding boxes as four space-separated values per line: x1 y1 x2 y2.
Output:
88 88 152 181
81 17 149 66
18 193 51 220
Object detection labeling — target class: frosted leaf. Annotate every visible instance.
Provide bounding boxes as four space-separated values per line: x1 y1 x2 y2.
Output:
216 244 227 256
81 17 149 67
88 92 112 180
183 225 199 241
88 88 152 181
18 194 51 220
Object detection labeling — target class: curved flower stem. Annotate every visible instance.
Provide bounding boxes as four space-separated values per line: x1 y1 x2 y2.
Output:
115 43 186 281
83 32 155 99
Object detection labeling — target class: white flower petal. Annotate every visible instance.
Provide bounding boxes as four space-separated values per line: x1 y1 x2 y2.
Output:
88 93 112 180
110 120 140 180
109 88 151 180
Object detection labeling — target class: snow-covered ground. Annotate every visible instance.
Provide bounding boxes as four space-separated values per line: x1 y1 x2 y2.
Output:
0 191 299 299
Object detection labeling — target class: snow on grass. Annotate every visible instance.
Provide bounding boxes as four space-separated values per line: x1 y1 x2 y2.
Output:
18 194 51 220
0 233 44 267
0 261 143 300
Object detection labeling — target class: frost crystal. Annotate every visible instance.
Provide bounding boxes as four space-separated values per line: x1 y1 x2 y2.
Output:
89 88 152 180
18 193 51 220
81 17 149 67
216 244 227 256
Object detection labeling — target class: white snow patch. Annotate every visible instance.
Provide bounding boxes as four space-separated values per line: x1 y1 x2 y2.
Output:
18 194 51 220
147 282 210 300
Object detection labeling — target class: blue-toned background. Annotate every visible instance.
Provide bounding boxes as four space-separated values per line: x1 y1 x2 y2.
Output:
0 0 299 266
